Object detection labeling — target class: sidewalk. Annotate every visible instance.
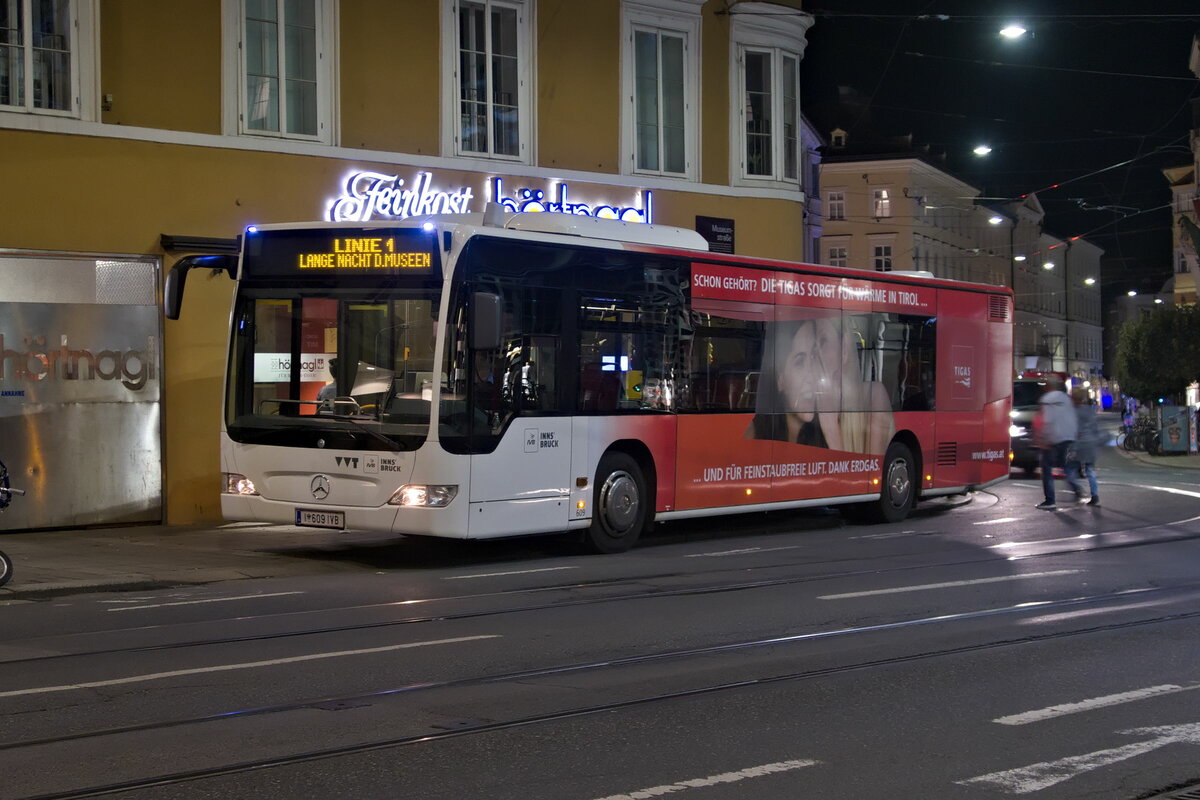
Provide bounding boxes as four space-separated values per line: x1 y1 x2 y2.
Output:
1112 445 1200 470
0 523 396 600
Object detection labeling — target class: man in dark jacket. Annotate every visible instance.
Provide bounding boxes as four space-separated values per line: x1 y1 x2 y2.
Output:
1034 377 1077 510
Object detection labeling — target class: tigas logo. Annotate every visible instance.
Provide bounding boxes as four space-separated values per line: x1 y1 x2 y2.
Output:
0 334 158 391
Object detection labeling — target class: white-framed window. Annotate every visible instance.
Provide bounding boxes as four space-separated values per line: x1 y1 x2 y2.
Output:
728 3 813 188
872 188 892 218
222 0 336 143
621 1 701 180
442 0 532 162
828 245 847 267
826 190 845 220
0 0 97 119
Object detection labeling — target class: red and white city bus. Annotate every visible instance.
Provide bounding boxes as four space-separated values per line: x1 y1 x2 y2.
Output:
166 207 1013 552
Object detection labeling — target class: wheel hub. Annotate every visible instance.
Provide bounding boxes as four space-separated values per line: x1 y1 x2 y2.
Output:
600 471 640 533
886 458 911 506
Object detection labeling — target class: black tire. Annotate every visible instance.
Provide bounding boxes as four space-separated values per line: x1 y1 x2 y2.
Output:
865 442 916 523
584 452 648 554
0 550 11 588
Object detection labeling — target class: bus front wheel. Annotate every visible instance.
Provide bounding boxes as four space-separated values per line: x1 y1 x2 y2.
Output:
585 452 647 554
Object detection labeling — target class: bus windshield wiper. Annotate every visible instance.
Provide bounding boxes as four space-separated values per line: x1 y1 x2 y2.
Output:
313 410 403 451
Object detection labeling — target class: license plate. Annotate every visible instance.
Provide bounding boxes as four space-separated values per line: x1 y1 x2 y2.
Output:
295 508 345 529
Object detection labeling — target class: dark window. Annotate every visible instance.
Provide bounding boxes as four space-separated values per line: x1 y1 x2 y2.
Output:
681 304 766 412
857 313 937 411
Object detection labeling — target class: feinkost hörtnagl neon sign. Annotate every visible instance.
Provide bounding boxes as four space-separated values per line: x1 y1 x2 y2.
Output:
326 171 653 224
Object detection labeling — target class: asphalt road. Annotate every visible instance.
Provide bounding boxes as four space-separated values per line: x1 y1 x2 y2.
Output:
2 437 1200 799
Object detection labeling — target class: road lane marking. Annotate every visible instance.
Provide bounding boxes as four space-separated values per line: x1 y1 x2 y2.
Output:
959 722 1200 794
443 567 577 579
0 635 498 698
106 591 304 612
995 684 1195 725
818 570 1081 600
686 545 803 557
974 517 1020 526
592 759 819 800
1131 484 1200 500
849 532 908 540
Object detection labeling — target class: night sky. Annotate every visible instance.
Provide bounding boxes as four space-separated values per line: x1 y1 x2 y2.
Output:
798 2 1199 300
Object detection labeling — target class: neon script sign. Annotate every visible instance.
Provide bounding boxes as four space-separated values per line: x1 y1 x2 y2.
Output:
328 171 475 222
489 179 652 223
326 171 653 224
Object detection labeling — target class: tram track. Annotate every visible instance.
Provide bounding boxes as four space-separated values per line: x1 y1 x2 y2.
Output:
2 509 1199 668
8 583 1200 800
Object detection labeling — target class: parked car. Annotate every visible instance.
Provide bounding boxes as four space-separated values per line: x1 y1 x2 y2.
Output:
1009 378 1046 475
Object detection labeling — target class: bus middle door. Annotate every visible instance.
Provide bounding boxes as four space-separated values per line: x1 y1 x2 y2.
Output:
468 335 572 538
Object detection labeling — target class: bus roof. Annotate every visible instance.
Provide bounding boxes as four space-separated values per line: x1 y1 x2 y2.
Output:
247 209 1011 297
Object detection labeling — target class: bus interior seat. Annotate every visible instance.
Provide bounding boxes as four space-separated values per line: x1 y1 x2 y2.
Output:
737 371 760 408
712 372 746 410
580 363 621 410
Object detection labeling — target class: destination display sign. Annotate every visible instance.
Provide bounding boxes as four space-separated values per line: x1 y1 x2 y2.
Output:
243 227 440 277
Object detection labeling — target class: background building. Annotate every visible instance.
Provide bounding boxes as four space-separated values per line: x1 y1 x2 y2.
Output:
1 0 821 529
819 142 1104 382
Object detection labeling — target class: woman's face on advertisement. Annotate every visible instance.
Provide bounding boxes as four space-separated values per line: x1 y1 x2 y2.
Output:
814 317 843 391
778 321 817 418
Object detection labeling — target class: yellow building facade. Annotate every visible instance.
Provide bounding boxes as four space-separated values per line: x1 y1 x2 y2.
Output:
1 0 815 527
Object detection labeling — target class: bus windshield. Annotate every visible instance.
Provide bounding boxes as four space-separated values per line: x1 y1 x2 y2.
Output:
225 287 441 451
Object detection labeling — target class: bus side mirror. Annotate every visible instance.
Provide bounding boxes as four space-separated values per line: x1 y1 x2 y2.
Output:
164 255 238 320
471 292 502 350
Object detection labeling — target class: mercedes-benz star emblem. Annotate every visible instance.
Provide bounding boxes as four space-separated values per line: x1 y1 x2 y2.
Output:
310 474 331 500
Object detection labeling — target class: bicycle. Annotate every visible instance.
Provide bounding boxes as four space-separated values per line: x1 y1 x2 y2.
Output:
0 458 24 588
1121 417 1157 452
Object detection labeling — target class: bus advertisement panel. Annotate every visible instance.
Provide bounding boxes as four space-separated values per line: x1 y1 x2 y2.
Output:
676 262 941 512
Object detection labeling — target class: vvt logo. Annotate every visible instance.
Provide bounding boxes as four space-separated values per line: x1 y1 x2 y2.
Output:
335 456 359 469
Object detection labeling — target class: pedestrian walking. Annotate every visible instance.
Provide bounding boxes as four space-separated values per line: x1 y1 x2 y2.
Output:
1033 377 1077 510
1064 386 1100 506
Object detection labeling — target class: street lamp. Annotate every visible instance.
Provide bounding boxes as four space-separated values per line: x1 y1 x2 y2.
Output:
999 24 1027 39
973 145 993 156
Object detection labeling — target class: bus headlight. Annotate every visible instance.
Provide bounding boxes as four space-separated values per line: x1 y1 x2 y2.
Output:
223 473 259 496
388 484 458 507
1009 424 1027 437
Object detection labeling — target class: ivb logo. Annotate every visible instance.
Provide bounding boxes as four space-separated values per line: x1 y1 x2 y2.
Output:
335 456 359 469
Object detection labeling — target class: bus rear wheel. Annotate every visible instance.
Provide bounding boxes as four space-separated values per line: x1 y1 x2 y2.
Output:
585 452 647 554
875 442 916 522
844 442 915 524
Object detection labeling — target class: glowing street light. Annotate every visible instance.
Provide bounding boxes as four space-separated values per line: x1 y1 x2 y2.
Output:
1128 290 1138 296
1000 24 1027 39
1084 277 1096 286
988 215 1004 225
1042 261 1055 270
973 145 993 156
